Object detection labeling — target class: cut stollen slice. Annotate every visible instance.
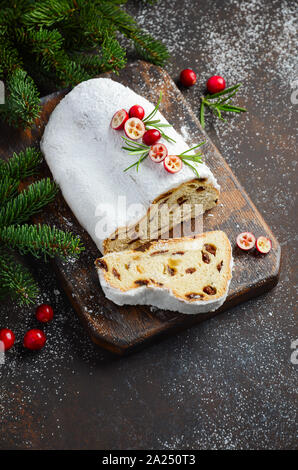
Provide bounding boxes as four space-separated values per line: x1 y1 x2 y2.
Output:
95 231 233 315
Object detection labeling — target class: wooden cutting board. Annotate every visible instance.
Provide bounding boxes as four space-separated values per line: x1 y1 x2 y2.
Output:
0 61 280 355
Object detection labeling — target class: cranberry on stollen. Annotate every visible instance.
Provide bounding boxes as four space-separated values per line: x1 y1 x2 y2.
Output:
129 105 145 120
110 109 129 130
124 117 146 140
164 155 182 174
149 143 168 163
142 129 161 146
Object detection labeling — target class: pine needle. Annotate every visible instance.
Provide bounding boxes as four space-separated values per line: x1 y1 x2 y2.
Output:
0 249 39 306
0 147 42 179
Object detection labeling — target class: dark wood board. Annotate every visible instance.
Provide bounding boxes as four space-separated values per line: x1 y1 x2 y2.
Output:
0 61 281 355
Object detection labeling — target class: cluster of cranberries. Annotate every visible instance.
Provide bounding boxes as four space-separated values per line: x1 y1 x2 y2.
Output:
111 70 228 174
147 143 182 173
236 232 272 254
179 68 226 94
0 304 53 352
111 104 182 174
111 104 159 143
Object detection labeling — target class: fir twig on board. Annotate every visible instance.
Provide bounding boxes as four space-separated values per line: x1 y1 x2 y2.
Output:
0 248 39 306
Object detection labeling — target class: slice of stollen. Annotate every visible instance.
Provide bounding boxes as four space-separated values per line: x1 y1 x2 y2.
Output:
95 231 233 314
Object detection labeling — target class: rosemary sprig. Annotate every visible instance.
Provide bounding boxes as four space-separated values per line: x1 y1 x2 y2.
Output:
122 137 150 172
124 153 148 172
143 91 176 143
200 83 247 129
122 137 206 176
143 92 163 123
178 142 205 178
145 121 175 143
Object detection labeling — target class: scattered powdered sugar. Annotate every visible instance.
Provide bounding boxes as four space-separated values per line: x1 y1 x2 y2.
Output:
0 0 297 450
133 0 297 87
180 125 191 141
128 0 297 232
0 261 108 447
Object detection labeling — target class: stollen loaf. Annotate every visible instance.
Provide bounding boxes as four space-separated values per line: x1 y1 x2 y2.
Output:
41 78 219 254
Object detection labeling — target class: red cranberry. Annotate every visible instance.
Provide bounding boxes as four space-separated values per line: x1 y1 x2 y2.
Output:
129 105 145 120
206 75 226 94
180 69 197 87
142 129 161 146
36 304 54 323
0 328 15 351
23 329 46 350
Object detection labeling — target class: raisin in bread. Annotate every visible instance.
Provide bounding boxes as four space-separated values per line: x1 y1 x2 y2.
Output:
41 78 219 254
95 231 233 314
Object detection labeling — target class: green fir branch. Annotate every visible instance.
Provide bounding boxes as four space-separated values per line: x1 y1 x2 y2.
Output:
0 147 42 180
0 0 169 129
2 68 41 128
0 176 19 204
129 30 170 67
0 224 84 260
97 2 169 65
0 249 39 306
96 1 137 33
0 178 58 227
0 145 86 305
22 0 80 28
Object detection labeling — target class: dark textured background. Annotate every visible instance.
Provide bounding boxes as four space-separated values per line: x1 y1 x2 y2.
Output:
0 0 297 450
